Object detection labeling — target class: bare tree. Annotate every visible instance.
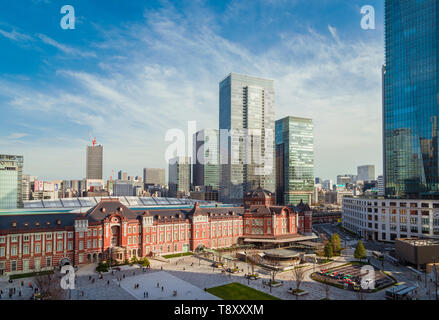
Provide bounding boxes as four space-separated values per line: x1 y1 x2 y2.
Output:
34 271 67 300
217 249 223 265
248 254 260 275
292 267 306 300
268 259 281 284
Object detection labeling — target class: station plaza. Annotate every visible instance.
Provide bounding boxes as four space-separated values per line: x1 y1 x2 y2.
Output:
0 251 411 300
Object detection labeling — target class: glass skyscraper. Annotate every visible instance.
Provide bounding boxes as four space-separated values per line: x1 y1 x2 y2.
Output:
0 154 23 209
275 116 314 205
168 156 191 198
219 73 275 203
193 129 219 190
384 0 439 198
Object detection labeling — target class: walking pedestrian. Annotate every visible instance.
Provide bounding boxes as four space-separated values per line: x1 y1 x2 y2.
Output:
161 286 164 292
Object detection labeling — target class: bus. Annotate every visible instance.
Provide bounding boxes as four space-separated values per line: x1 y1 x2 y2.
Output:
385 284 417 300
372 251 384 260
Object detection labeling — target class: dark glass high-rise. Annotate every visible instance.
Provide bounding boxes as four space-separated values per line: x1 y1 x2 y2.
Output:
384 0 439 198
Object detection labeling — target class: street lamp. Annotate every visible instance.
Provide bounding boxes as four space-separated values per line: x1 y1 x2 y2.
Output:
433 256 438 301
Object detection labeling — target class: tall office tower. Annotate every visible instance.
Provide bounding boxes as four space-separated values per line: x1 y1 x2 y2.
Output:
275 116 314 205
384 0 439 198
193 129 219 190
168 156 191 198
117 170 123 180
219 73 275 203
86 144 103 180
357 165 375 182
143 168 166 186
0 154 23 208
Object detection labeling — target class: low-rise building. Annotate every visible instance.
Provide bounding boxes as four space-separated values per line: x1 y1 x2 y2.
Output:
395 238 439 270
342 196 439 241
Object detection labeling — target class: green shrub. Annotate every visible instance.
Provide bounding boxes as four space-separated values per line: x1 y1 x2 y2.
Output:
354 240 367 260
96 261 110 273
140 257 150 267
324 242 333 259
10 270 54 280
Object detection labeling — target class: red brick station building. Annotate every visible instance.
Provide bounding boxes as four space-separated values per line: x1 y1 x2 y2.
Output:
0 188 312 276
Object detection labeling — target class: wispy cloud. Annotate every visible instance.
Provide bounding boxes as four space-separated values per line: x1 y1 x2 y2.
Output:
7 133 28 139
0 28 32 41
37 34 96 58
328 24 341 45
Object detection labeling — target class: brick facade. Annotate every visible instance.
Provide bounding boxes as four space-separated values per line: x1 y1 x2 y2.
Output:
0 188 311 276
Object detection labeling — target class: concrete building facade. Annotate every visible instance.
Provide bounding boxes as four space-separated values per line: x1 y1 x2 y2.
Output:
86 145 103 180
342 196 439 241
143 168 166 186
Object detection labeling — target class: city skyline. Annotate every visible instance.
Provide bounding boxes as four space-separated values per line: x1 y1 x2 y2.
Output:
0 0 384 182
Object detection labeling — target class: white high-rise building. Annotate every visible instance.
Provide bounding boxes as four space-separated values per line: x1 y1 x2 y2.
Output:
378 175 385 196
322 180 333 191
357 165 375 182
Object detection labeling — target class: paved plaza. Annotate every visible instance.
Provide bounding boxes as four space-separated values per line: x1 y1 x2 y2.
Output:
116 271 219 300
0 244 437 300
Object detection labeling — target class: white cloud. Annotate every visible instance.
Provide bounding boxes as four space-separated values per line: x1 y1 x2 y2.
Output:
1 6 384 181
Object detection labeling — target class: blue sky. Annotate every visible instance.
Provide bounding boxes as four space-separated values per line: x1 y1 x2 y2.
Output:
0 0 384 181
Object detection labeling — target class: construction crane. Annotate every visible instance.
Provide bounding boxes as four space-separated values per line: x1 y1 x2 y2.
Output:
88 131 96 148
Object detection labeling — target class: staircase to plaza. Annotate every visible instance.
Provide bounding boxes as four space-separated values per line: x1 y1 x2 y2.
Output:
149 256 170 263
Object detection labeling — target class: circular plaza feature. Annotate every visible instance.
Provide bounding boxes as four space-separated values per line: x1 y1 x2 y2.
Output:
263 249 301 266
